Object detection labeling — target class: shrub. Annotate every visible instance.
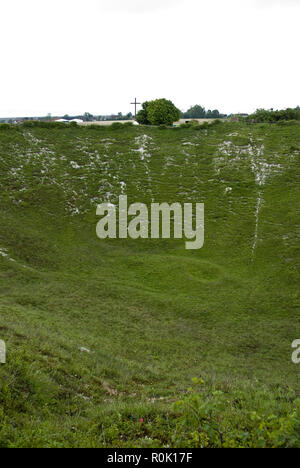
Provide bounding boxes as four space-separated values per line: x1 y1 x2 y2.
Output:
173 379 300 448
21 121 68 129
210 119 223 127
22 120 35 128
200 122 210 129
0 124 12 131
87 124 105 131
276 119 298 126
247 107 300 123
110 122 124 130
187 120 200 127
193 122 210 131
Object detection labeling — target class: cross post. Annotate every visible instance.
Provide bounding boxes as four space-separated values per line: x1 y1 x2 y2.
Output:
130 98 141 120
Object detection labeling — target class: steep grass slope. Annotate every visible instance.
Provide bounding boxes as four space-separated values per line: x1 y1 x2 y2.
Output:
0 122 299 447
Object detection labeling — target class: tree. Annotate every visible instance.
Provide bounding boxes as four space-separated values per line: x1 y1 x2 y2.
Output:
136 102 151 125
182 105 226 119
211 109 220 118
183 105 206 119
145 99 180 126
83 112 94 122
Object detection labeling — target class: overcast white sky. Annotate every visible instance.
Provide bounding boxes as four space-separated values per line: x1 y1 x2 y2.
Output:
1 0 299 117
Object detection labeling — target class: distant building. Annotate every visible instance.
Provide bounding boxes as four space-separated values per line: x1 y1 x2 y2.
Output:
231 113 249 121
104 115 121 121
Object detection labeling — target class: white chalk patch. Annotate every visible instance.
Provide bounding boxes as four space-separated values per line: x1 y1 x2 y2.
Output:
70 161 81 169
251 193 263 259
0 248 16 263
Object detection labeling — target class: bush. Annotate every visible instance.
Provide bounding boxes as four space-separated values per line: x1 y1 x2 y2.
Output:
193 122 210 131
110 122 124 130
21 121 68 129
187 120 200 127
0 124 12 131
22 121 35 128
87 124 105 131
200 122 210 129
247 107 300 123
276 119 298 126
173 379 300 448
210 119 223 127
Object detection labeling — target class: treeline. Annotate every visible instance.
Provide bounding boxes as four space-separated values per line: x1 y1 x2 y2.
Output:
62 112 133 122
0 118 141 130
0 121 79 130
181 105 227 119
246 107 300 123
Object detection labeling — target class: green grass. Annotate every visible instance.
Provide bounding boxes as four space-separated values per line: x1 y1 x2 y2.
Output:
0 121 299 447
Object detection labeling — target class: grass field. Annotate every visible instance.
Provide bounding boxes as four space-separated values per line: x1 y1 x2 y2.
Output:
0 120 299 447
